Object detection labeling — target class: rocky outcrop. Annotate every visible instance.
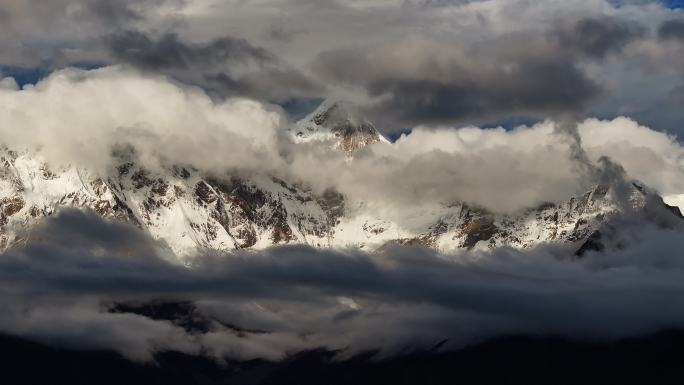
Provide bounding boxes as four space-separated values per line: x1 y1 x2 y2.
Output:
289 100 387 155
0 144 669 260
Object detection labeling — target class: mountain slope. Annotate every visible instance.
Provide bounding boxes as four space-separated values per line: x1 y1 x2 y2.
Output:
0 147 673 260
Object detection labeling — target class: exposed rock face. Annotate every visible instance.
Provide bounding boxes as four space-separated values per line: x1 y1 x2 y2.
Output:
0 146 350 256
0 141 669 259
395 184 646 252
289 100 387 155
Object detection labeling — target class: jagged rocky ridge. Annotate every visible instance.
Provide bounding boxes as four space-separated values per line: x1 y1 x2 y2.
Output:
288 100 389 154
0 101 679 259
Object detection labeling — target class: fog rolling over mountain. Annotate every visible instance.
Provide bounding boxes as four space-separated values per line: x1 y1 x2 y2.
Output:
4 0 684 383
0 98 678 260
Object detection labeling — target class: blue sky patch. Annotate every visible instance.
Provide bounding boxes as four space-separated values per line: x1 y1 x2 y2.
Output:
0 62 107 88
663 0 684 9
0 66 48 88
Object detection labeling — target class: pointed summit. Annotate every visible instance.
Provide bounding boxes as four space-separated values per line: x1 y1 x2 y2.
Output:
291 100 388 155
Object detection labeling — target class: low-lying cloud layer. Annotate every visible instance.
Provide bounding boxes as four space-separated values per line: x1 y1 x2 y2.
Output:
2 209 684 362
0 66 285 175
2 67 684 214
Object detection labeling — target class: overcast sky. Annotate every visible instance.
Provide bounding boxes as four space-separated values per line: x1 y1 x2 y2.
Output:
0 0 683 213
0 0 682 133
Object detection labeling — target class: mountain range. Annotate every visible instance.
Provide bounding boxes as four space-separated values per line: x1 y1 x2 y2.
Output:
0 100 679 260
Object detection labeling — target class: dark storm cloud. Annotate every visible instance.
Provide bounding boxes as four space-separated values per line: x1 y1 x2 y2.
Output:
108 31 274 71
313 41 595 127
0 0 156 33
559 17 646 58
311 16 649 128
365 58 600 126
0 0 179 69
633 85 684 133
107 30 322 101
659 19 684 40
3 208 684 361
205 67 322 101
83 0 144 27
0 0 677 129
263 24 307 44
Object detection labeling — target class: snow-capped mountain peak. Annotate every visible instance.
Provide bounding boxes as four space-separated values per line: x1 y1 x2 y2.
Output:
289 100 389 154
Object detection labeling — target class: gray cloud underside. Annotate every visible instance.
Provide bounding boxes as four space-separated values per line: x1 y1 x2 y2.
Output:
108 31 275 71
311 16 646 127
2 209 684 361
0 1 682 132
659 19 684 40
106 30 323 102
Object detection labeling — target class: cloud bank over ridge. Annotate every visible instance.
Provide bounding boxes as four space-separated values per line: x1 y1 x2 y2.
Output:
0 208 683 362
2 66 684 214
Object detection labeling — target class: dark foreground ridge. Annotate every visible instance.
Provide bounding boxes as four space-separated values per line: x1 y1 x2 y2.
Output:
3 330 684 384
